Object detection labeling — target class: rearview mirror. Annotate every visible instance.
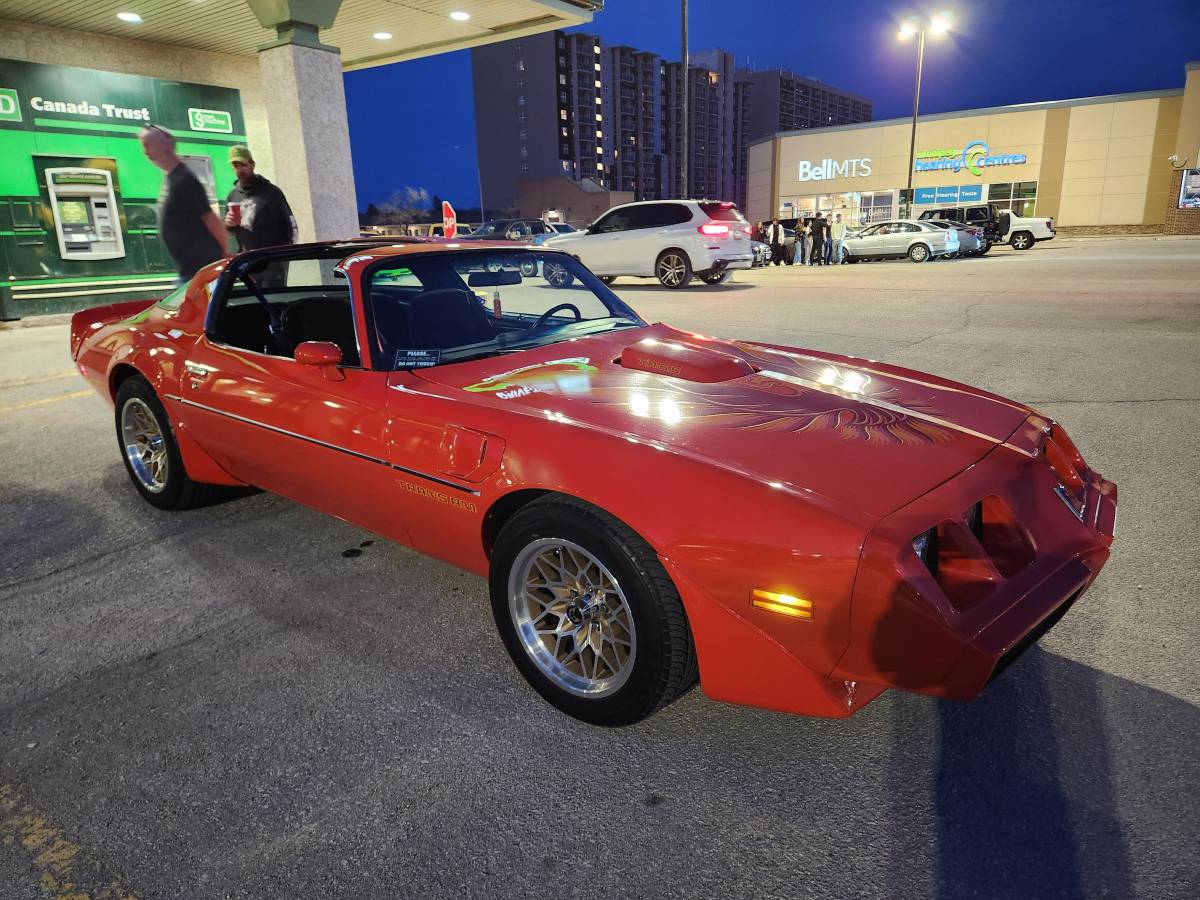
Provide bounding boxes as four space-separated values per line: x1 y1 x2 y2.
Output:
468 270 523 287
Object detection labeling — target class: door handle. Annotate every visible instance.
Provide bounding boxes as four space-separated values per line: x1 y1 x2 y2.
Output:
184 362 213 387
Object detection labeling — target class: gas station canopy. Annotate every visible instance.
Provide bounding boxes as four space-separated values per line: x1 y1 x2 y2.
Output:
0 0 603 71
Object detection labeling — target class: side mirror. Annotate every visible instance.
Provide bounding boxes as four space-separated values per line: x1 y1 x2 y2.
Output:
295 341 343 380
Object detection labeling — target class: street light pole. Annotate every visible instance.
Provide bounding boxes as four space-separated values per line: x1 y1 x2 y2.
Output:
681 0 689 199
904 27 925 218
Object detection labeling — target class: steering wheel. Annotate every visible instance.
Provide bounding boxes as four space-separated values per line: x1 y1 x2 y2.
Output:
238 270 291 356
534 303 582 328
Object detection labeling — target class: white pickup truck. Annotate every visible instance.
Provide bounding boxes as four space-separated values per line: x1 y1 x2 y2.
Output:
918 204 1055 250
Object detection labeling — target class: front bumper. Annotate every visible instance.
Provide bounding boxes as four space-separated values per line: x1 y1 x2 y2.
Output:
832 432 1117 701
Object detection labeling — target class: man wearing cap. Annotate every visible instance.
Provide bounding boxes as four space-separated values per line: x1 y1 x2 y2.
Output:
224 145 296 252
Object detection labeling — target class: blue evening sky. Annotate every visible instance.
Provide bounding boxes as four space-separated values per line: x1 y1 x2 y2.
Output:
344 0 1200 212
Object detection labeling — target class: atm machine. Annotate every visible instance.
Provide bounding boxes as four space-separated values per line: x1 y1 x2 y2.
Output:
45 167 126 261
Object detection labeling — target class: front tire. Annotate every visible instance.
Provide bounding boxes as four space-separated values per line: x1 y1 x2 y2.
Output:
908 242 930 263
599 275 617 285
115 376 215 510
489 496 697 726
978 241 992 256
655 249 692 289
1011 231 1034 250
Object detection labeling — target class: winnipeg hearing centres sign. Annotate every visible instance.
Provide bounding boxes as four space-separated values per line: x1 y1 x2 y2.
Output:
914 141 1027 176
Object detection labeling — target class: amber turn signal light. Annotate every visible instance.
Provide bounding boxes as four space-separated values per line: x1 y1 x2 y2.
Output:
751 589 813 619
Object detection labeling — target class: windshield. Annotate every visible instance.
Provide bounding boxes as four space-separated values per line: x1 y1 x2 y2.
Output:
365 250 645 370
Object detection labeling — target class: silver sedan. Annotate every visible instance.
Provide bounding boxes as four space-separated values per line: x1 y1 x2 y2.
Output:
924 220 987 257
842 220 958 263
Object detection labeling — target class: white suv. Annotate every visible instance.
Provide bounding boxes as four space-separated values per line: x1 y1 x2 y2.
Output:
543 200 755 288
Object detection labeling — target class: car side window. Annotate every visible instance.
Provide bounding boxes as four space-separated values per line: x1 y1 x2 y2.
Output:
529 221 548 235
899 223 920 233
593 209 633 233
617 205 654 230
966 207 989 223
212 253 360 366
658 204 693 227
859 225 881 237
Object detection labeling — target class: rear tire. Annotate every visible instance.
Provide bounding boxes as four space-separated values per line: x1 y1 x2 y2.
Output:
978 241 992 256
700 270 729 285
115 376 216 510
489 496 698 726
1011 231 1034 251
655 250 692 289
908 242 931 263
599 275 617 285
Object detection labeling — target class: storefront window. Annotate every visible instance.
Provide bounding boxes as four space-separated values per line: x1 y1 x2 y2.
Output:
782 191 894 226
988 181 1037 217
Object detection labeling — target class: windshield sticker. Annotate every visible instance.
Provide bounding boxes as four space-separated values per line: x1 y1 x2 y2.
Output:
396 349 442 369
464 357 597 394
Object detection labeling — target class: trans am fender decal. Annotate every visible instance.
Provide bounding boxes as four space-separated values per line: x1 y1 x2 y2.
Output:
163 394 481 496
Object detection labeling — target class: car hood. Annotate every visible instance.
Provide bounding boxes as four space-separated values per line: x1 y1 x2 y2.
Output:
416 323 1032 519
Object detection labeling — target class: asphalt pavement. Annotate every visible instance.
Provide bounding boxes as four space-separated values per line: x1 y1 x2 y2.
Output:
1 237 1197 899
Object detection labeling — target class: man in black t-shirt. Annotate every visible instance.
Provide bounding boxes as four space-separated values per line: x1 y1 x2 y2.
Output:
140 125 228 280
808 213 828 266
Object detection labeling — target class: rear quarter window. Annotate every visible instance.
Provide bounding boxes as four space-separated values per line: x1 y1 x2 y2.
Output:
698 202 745 222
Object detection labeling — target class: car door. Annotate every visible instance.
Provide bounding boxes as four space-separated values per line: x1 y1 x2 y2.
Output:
846 223 879 258
176 260 411 543
891 222 924 256
577 206 636 273
640 203 695 275
856 223 890 258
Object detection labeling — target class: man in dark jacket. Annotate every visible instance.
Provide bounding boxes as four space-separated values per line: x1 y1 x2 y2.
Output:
224 145 296 252
808 213 828 266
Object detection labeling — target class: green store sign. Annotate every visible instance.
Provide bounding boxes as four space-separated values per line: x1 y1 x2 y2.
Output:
0 57 248 321
188 107 233 133
914 140 1027 177
0 86 20 122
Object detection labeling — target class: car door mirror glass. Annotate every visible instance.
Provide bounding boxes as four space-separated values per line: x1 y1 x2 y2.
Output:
295 341 343 367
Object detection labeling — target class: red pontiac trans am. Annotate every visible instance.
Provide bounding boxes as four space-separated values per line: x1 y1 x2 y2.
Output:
71 240 1117 725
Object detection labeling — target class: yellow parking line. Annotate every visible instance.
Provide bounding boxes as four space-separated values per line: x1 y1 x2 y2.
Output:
0 389 95 414
0 370 78 390
0 783 140 899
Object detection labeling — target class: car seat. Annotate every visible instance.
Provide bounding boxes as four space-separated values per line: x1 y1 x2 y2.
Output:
407 288 495 350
